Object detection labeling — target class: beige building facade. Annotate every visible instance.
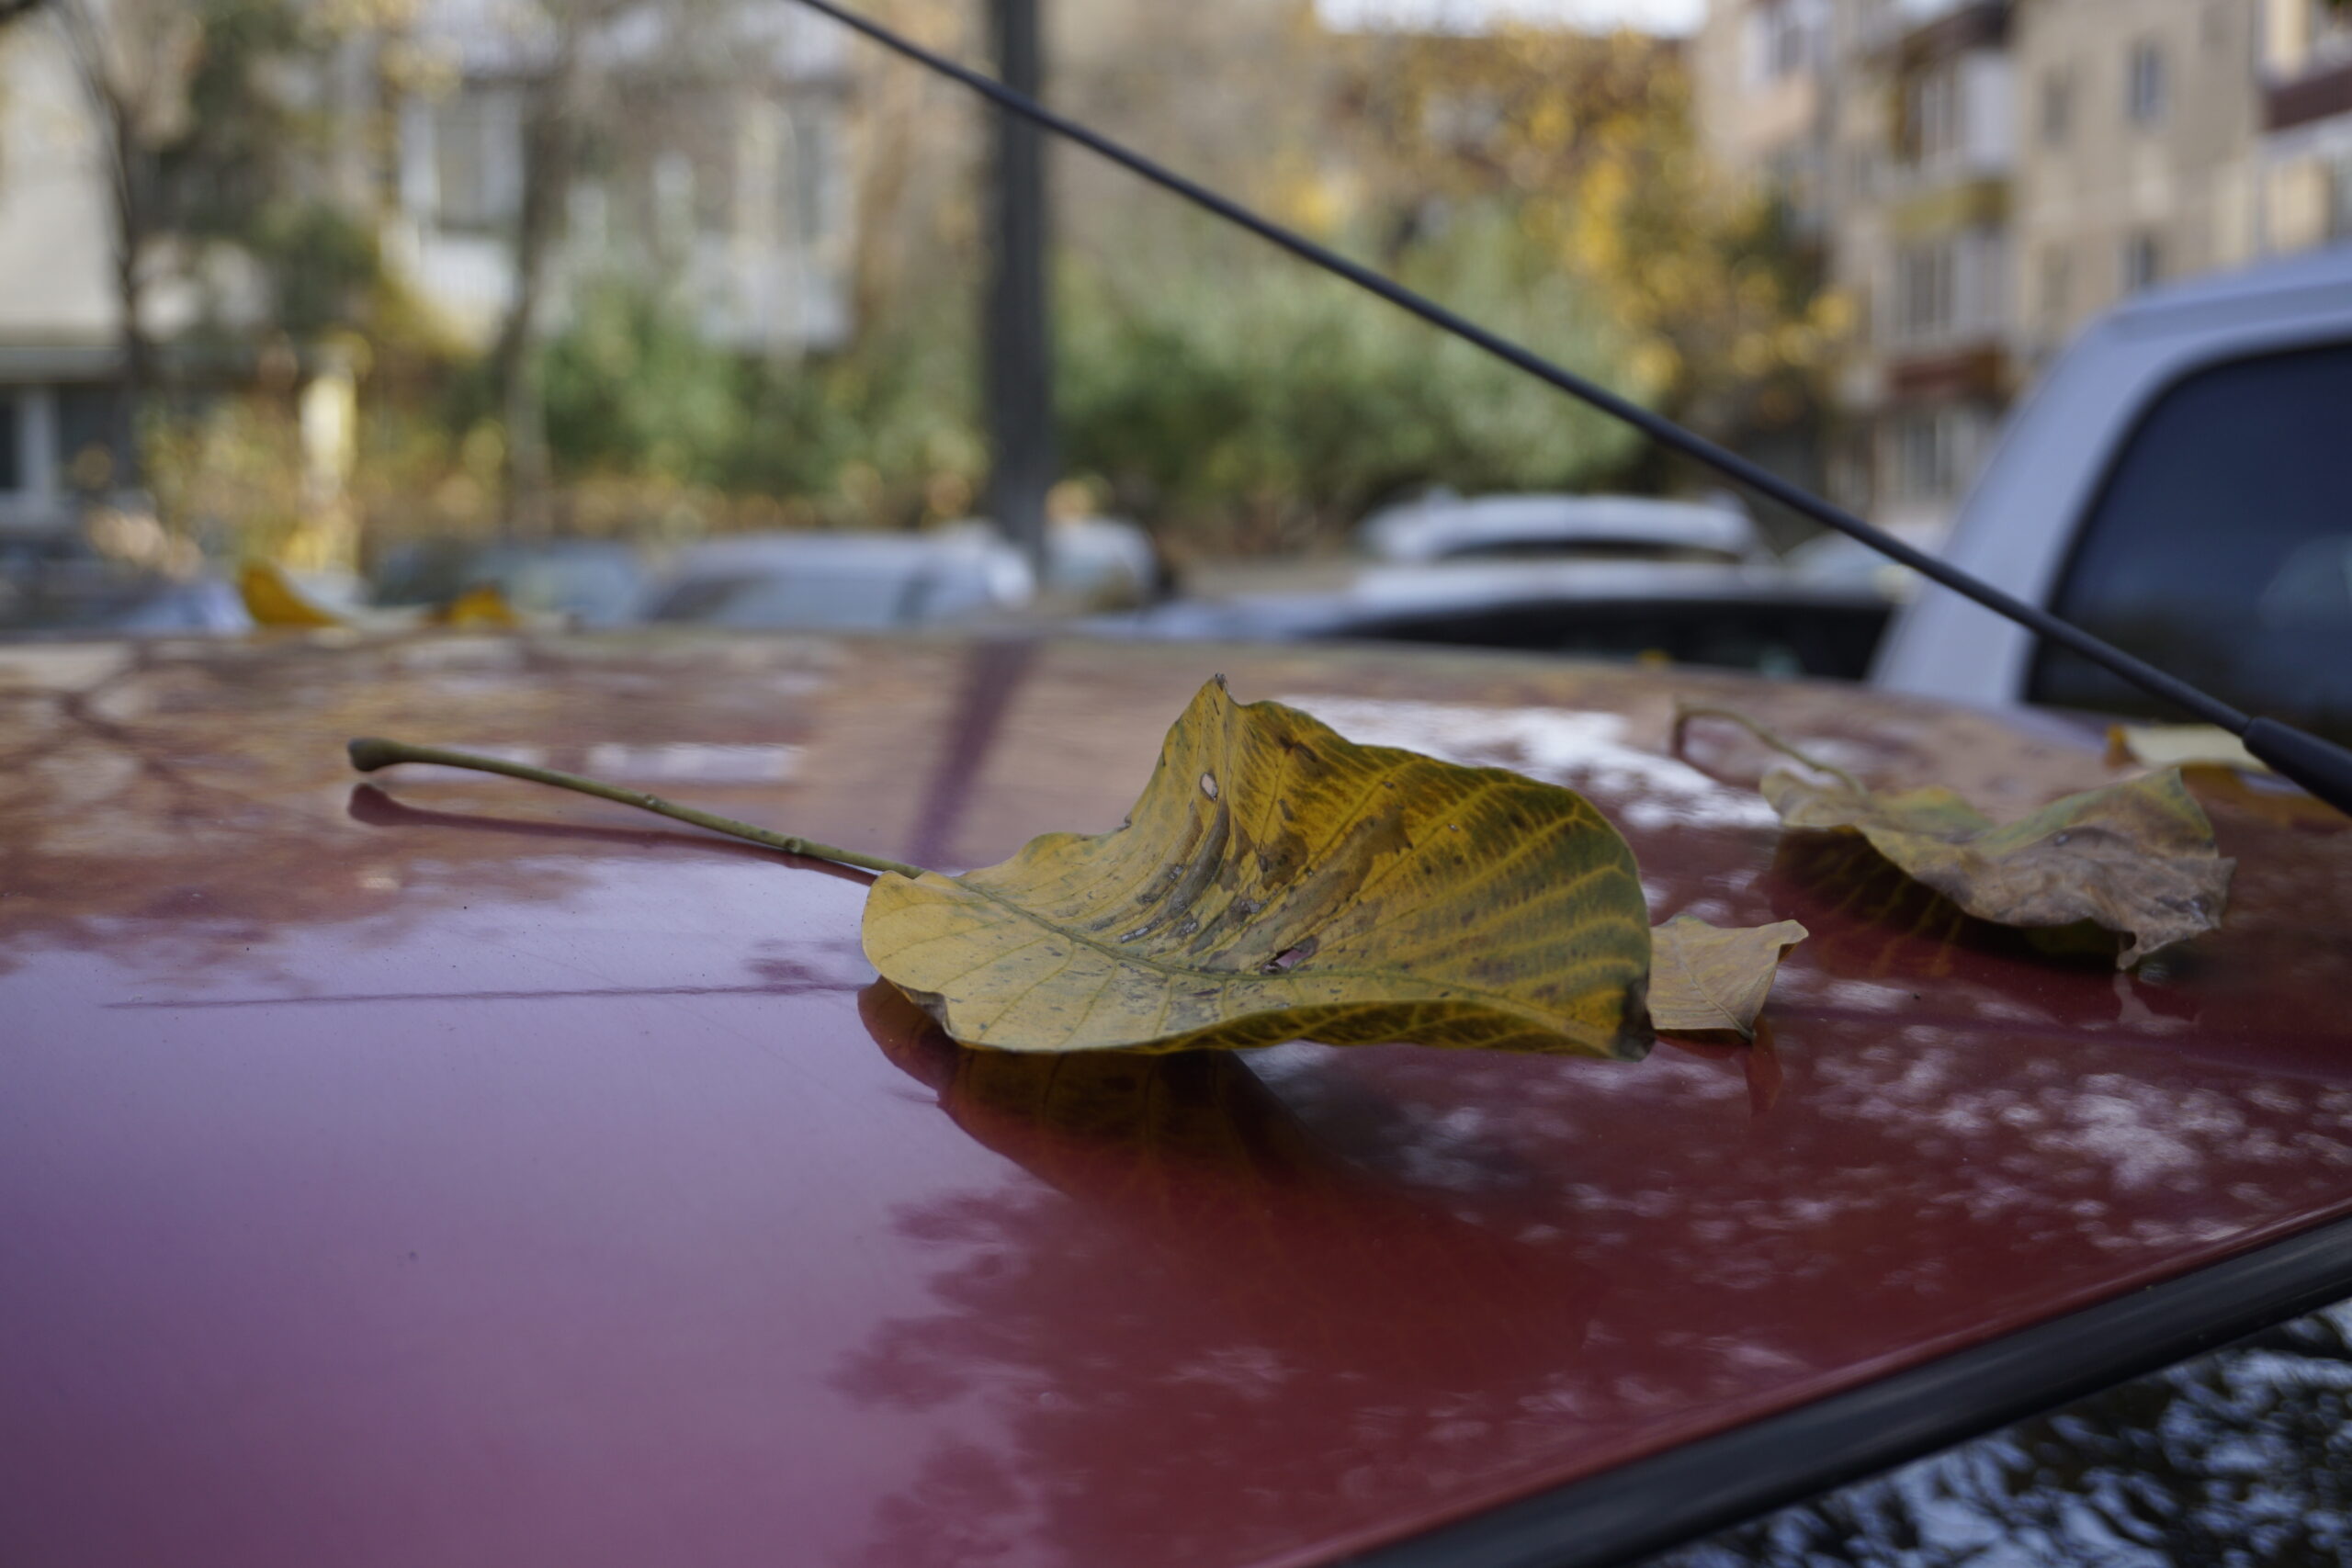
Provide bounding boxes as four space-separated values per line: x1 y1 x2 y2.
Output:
0 1 856 542
2258 0 2352 251
1697 0 2340 531
2009 0 2263 367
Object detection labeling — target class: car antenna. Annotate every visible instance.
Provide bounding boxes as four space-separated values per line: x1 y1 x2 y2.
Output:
786 0 2352 818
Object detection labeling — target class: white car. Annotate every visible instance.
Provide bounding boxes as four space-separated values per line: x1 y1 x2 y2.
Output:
641 530 1036 631
1872 243 2352 740
1355 491 1770 566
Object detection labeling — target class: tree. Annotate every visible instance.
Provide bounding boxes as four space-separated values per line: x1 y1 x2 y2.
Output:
46 0 205 473
481 2 605 536
463 0 808 535
27 0 359 480
1325 24 1848 485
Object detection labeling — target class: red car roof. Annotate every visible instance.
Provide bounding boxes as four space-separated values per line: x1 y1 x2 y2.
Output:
4 632 2349 1568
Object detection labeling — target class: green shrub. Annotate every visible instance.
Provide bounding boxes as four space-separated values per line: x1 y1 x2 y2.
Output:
522 212 1653 550
540 279 745 481
1058 210 1651 551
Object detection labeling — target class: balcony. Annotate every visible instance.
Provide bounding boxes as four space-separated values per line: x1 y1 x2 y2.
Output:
1860 0 2008 62
2266 56 2352 135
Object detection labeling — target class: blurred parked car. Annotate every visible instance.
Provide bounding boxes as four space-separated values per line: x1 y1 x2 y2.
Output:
1029 513 1167 608
1357 491 1770 566
1873 241 2352 742
0 530 250 637
370 538 649 629
641 529 1036 631
97 574 254 634
1095 492 1896 677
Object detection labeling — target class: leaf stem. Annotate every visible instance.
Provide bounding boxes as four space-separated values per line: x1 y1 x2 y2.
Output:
1670 703 1866 795
347 738 930 879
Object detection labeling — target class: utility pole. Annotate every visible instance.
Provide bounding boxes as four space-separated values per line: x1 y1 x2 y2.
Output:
983 0 1054 571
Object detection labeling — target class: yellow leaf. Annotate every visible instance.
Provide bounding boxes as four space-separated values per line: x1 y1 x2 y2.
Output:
239 560 348 628
861 677 1654 1056
2177 762 2349 832
1647 914 1807 1039
2105 723 2266 774
1762 766 2232 968
433 584 521 628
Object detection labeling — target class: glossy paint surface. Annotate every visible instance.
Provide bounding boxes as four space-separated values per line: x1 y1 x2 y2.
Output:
4 632 2350 1568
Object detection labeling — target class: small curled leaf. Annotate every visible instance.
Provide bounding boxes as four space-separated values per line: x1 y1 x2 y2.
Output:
1648 914 1808 1039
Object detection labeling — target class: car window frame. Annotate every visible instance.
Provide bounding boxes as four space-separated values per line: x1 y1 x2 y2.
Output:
2020 335 2352 725
1868 265 2352 709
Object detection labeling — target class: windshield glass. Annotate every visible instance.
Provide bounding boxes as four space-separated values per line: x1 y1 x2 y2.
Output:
2030 342 2352 743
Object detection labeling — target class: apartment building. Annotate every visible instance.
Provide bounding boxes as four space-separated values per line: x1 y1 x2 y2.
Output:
0 18 196 536
1843 0 2019 532
390 0 854 355
1697 0 2334 531
2260 0 2352 249
1696 0 2021 529
2010 0 2261 367
0 1 854 543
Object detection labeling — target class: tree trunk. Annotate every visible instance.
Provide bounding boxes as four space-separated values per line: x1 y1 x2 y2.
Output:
489 39 584 540
106 91 153 489
55 0 155 491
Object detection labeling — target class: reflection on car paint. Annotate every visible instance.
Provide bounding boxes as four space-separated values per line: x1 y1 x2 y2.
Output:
1278 694 1781 831
582 742 805 785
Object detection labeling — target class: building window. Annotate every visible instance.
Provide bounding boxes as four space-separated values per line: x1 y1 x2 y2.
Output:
1905 62 1963 166
430 85 524 233
1745 0 1823 85
2201 0 2233 49
2039 67 2073 146
2126 39 2167 127
1891 409 1966 502
0 396 20 495
652 152 696 248
786 104 840 252
1894 240 1957 343
1846 144 1876 201
2041 245 2073 318
54 385 122 492
2305 0 2352 70
2120 231 2164 292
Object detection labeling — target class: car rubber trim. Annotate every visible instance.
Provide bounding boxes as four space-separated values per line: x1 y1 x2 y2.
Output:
1337 1210 2352 1568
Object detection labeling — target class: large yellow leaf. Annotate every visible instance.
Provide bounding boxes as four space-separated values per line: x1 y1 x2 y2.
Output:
861 677 1654 1056
1762 766 2231 967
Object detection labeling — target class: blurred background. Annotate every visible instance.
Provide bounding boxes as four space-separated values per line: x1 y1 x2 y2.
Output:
0 0 2344 649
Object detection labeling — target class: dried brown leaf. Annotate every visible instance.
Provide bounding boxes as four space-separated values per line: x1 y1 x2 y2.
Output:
1761 766 2232 967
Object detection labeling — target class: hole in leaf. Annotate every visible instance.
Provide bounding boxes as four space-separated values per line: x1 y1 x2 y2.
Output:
1262 937 1317 973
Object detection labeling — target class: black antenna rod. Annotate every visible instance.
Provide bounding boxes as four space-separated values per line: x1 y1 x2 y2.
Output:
788 0 2352 817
